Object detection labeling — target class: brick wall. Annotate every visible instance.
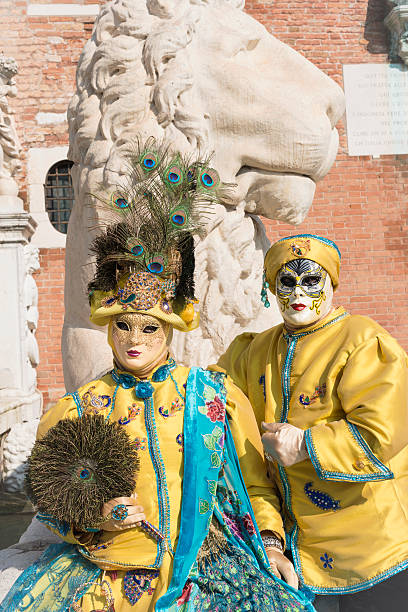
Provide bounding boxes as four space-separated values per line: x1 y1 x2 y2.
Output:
35 249 65 410
2 1 407 407
248 0 408 348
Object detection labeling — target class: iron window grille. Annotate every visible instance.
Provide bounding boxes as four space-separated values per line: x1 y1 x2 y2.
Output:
44 160 74 234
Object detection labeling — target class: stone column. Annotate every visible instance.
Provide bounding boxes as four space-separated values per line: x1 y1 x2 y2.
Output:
0 54 42 491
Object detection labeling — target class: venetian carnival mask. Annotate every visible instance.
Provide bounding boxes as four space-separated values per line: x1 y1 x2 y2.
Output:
276 259 333 328
110 313 171 375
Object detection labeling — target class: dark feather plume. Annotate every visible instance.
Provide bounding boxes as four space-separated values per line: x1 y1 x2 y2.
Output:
25 414 139 529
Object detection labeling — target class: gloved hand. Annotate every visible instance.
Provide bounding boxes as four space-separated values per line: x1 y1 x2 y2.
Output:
262 422 308 467
265 546 299 589
101 493 145 531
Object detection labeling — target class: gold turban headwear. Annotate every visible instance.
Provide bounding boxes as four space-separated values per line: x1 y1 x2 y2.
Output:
264 234 341 295
90 271 198 332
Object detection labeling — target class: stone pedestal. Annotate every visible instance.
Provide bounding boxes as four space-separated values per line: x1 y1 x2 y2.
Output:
0 196 41 490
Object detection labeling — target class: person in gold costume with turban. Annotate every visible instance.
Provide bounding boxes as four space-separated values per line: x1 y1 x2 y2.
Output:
214 234 408 612
0 149 314 612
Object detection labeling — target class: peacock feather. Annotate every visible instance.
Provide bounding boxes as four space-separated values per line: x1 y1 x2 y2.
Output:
88 138 232 304
25 414 139 529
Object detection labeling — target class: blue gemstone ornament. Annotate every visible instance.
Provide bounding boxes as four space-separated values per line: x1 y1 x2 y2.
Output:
134 381 154 399
111 503 128 521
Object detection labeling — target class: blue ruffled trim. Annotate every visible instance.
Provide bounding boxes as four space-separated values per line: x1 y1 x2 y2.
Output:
111 358 176 389
304 426 394 482
276 234 341 259
70 392 83 417
144 395 173 557
36 513 70 537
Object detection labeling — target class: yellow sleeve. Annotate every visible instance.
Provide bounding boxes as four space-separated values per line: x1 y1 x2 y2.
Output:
35 393 96 545
305 334 408 482
37 393 80 439
225 377 285 542
211 333 257 396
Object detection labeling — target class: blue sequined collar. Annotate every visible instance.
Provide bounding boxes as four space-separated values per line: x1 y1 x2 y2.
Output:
283 307 349 340
111 358 177 398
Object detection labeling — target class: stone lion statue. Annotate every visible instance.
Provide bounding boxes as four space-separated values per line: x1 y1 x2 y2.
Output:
64 0 345 390
0 0 346 596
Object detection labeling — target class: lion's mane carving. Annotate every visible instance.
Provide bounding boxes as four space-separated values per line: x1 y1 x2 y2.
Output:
65 0 344 390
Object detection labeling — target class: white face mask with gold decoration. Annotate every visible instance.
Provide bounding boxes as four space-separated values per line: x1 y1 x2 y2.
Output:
110 313 171 376
275 258 334 329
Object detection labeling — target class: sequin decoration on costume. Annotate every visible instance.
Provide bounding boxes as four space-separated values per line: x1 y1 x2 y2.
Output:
304 482 340 511
260 269 271 308
81 386 112 415
320 553 334 569
139 519 165 542
71 579 115 612
134 437 147 451
192 542 308 611
101 271 176 313
123 568 159 605
241 513 256 536
176 433 184 452
134 381 154 399
160 299 173 314
88 536 114 553
118 403 142 425
289 238 311 257
259 374 266 401
111 504 128 521
159 397 184 418
299 384 326 406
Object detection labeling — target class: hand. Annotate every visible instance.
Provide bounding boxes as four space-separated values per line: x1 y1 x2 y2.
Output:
100 494 145 532
262 422 308 467
265 547 299 589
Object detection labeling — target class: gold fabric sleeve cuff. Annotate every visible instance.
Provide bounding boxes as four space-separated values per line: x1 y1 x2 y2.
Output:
304 420 393 482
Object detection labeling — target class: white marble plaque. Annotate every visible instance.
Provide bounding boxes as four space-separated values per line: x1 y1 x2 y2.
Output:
343 63 408 156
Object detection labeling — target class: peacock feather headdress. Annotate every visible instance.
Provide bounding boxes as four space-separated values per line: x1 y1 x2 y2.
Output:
88 138 230 331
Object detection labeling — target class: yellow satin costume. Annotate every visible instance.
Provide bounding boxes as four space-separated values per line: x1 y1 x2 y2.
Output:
214 307 408 594
33 362 285 610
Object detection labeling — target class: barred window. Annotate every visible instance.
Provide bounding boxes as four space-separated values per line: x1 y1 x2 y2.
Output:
44 160 74 234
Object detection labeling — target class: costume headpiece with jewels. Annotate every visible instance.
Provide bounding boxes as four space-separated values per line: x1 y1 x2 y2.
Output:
261 234 341 306
88 139 230 331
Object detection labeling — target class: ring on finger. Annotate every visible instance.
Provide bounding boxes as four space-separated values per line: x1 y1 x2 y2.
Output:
111 503 128 521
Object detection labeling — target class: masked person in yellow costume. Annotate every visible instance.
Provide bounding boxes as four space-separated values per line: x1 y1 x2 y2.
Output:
0 149 315 612
214 234 408 612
